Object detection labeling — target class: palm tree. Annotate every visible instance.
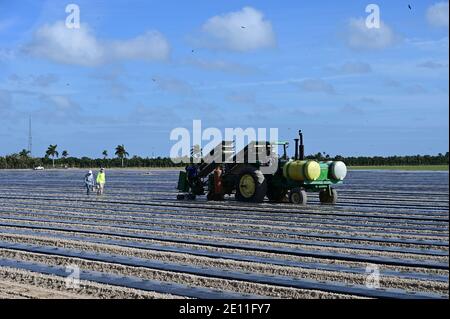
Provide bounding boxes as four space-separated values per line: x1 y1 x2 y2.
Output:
46 144 59 168
19 149 30 159
61 150 69 167
115 144 129 167
102 150 108 168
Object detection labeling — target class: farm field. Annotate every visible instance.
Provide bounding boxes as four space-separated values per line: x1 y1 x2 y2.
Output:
0 168 448 299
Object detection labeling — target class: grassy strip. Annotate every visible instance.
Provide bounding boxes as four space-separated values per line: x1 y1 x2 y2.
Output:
348 165 449 171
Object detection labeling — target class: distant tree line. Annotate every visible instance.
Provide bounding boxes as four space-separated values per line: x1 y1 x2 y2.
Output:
0 154 183 169
0 144 183 169
305 152 449 166
0 149 448 169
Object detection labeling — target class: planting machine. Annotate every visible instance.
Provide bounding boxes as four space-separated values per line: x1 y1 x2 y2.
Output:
176 130 347 205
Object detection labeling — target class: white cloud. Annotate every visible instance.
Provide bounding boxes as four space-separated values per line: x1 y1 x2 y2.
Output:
25 21 170 66
345 18 399 50
47 95 73 109
0 48 15 61
297 79 336 95
327 61 372 75
340 104 364 115
427 2 449 28
417 61 447 69
128 104 181 125
152 76 194 96
109 31 170 61
197 6 276 52
227 91 256 104
359 97 381 105
91 67 131 100
384 78 402 88
31 74 59 87
26 22 104 66
406 37 449 51
5 73 59 88
35 94 85 123
186 57 256 75
404 84 428 95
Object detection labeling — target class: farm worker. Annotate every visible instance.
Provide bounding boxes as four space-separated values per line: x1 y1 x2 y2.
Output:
213 165 224 200
186 164 198 187
96 168 106 195
84 170 95 195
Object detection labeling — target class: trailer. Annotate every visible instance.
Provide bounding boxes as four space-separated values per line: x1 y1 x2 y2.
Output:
176 130 347 205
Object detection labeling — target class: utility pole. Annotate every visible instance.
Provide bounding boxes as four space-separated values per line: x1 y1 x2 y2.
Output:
28 116 32 157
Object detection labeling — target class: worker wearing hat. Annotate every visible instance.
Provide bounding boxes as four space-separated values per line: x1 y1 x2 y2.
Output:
96 168 106 195
84 170 95 195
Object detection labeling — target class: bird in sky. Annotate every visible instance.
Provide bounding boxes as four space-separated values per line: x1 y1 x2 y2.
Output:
241 26 246 29
408 4 412 10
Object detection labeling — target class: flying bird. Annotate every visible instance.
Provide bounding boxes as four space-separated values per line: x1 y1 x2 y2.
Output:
408 4 412 10
241 26 246 29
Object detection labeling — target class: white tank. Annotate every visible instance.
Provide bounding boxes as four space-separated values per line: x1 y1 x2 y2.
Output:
330 161 347 180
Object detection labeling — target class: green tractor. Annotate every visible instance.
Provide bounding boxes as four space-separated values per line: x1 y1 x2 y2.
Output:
176 130 347 205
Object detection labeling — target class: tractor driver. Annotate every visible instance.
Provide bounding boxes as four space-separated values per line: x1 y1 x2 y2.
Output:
186 164 198 187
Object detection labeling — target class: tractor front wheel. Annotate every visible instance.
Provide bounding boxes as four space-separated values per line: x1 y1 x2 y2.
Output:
319 188 338 204
235 167 267 203
289 188 307 205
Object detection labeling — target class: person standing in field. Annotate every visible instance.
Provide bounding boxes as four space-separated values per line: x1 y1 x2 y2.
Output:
96 168 106 195
84 170 95 195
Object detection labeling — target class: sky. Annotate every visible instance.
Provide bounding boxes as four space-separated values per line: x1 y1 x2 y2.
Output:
0 0 448 158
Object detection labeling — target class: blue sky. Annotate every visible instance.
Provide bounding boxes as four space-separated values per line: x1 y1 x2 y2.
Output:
0 0 448 157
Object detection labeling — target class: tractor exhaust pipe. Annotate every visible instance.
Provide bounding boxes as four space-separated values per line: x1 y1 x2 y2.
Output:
299 130 304 160
294 138 299 160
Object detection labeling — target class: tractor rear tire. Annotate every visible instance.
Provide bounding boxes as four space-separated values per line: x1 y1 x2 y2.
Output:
289 188 308 205
319 188 337 204
235 167 267 203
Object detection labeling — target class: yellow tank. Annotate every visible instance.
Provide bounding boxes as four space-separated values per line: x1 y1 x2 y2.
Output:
283 160 321 181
